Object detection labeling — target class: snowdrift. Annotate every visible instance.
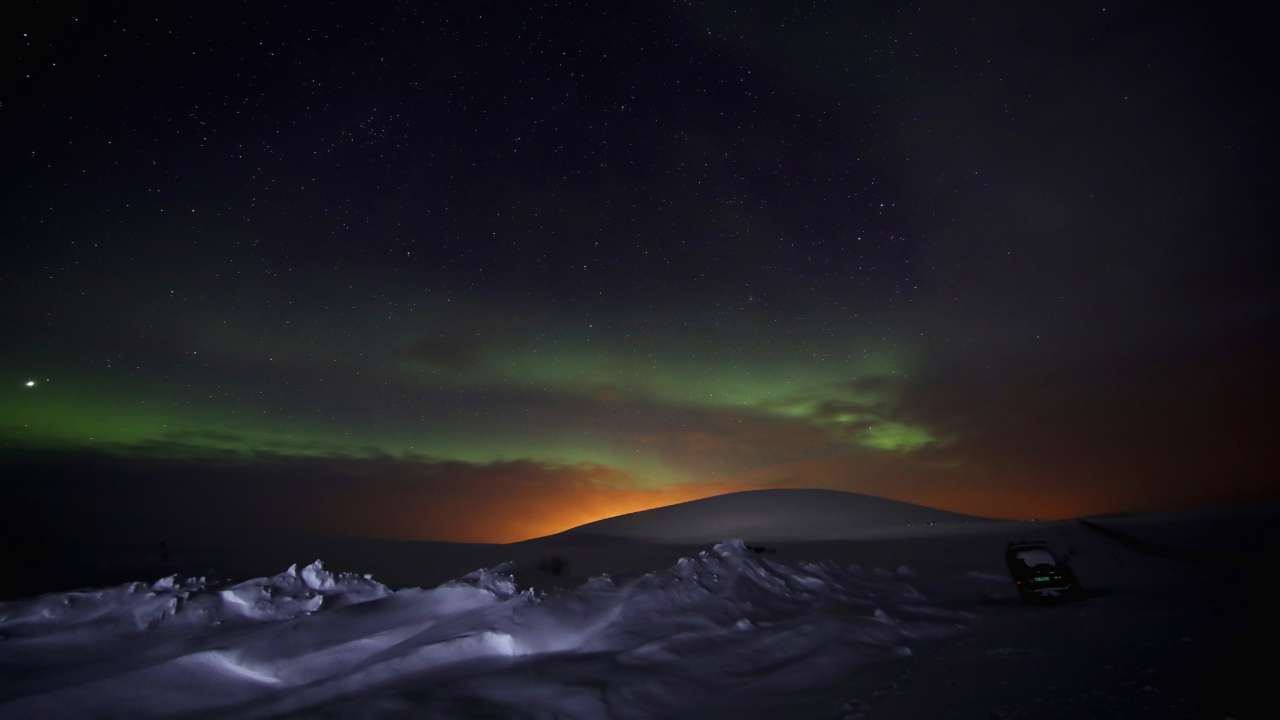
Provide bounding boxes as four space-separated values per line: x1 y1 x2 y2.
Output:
557 489 982 543
0 541 969 719
0 560 388 636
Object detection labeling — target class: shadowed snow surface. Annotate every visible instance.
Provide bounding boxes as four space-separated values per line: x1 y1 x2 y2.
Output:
0 541 966 718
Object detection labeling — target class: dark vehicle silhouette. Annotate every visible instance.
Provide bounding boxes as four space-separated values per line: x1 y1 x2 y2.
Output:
1005 541 1080 602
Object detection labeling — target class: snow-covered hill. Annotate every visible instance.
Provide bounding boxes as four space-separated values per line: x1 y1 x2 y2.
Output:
554 488 983 543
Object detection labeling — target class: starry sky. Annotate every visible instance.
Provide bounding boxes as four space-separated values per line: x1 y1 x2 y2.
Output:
2 2 1276 544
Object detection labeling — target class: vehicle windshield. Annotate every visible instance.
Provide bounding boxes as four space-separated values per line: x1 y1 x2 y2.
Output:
1014 549 1057 568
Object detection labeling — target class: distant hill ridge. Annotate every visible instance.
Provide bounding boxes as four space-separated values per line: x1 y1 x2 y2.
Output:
554 488 985 543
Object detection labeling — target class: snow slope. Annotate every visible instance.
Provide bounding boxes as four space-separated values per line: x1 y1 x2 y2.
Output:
555 489 983 543
0 541 967 719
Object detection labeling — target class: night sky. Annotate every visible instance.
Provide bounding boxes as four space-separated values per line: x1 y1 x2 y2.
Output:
2 2 1275 544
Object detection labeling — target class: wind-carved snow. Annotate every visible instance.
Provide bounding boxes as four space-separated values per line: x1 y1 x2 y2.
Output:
0 541 970 719
0 560 389 635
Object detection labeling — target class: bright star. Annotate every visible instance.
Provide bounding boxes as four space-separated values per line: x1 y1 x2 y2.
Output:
24 379 36 388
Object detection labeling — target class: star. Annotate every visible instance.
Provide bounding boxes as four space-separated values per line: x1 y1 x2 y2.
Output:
24 380 36 388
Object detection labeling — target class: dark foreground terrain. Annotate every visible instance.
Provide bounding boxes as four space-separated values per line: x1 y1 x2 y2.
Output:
1 495 1272 718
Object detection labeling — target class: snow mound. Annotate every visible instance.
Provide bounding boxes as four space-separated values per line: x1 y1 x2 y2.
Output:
0 542 969 718
0 559 389 636
556 488 982 542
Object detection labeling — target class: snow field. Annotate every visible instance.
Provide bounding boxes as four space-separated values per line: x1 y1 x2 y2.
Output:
0 540 968 718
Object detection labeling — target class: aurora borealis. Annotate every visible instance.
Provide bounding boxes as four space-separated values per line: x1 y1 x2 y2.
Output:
2 2 1275 545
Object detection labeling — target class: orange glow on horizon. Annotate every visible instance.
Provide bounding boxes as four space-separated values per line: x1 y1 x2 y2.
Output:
328 462 747 544
352 478 1100 544
318 455 1263 544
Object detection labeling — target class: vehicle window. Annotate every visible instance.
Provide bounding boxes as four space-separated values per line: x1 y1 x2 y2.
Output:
1014 549 1057 568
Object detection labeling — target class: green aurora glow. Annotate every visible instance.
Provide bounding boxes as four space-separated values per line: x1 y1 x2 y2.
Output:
1 320 936 490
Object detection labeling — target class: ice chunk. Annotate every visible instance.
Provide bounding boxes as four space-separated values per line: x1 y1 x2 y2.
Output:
301 560 336 591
